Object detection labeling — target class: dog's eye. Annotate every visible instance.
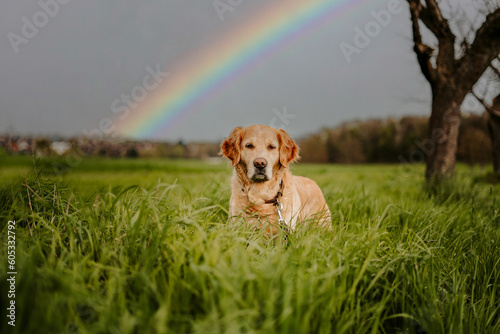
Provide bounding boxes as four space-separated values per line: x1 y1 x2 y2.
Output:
268 144 276 150
245 143 254 149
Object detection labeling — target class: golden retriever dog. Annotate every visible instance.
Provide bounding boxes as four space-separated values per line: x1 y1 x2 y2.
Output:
221 125 331 235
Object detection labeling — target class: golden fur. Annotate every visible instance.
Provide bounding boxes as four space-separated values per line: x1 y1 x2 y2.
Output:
221 125 331 234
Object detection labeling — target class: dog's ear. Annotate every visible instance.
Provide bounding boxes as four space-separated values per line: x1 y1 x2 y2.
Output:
278 129 299 168
220 126 243 167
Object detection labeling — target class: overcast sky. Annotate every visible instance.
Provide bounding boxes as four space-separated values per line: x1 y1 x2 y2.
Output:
0 0 487 142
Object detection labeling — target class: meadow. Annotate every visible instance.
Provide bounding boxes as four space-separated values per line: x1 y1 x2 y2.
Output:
0 155 499 333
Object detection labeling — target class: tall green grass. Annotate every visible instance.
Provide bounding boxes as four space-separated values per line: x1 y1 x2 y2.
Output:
0 157 499 333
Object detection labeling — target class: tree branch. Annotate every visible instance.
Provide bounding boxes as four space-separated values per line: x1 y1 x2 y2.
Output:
422 0 453 39
458 8 500 91
421 0 456 75
470 90 500 118
407 0 436 83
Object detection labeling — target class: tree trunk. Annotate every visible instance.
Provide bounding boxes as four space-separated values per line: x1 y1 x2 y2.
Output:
425 85 463 181
487 117 500 173
487 96 500 174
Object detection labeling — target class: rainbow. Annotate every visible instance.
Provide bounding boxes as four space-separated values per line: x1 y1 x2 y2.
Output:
118 0 367 139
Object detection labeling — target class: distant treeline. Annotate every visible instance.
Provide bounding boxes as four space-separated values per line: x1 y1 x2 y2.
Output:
298 113 492 165
3 113 492 164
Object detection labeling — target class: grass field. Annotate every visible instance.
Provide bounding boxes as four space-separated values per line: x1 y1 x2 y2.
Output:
0 155 499 333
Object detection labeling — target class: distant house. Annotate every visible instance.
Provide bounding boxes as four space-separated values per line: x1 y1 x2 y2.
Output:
50 141 71 155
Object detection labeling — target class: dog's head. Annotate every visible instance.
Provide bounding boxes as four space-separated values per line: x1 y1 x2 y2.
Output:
221 125 299 182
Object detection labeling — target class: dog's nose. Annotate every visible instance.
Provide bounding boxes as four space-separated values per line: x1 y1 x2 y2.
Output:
254 158 267 169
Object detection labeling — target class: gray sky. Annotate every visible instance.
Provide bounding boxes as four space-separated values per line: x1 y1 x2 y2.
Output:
0 0 484 142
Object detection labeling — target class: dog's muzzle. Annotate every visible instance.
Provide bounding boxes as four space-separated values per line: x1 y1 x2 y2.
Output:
251 158 268 181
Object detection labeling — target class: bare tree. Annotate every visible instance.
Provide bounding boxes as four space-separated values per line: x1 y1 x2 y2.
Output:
407 0 500 183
